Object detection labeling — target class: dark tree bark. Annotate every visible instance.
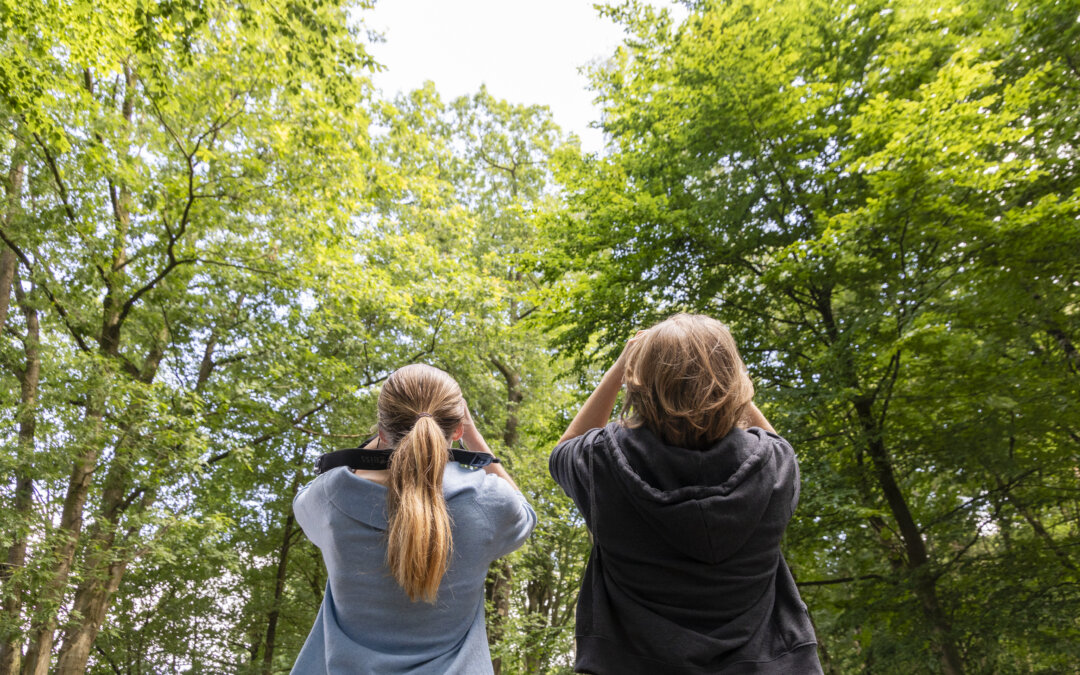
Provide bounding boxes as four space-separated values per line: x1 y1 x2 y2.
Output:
485 560 513 675
817 286 965 675
262 470 303 675
21 414 103 675
485 355 524 673
0 139 24 327
490 356 523 448
0 137 28 675
0 274 38 675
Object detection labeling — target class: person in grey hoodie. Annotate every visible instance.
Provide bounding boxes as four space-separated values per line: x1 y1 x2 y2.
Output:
550 314 822 674
293 364 536 674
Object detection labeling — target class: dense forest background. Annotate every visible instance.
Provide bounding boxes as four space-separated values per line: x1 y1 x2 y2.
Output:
1 0 1077 672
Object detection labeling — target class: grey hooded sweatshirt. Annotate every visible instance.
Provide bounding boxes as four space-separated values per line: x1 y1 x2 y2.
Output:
550 423 822 674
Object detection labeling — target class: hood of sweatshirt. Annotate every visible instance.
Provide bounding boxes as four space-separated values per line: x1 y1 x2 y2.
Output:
606 423 798 565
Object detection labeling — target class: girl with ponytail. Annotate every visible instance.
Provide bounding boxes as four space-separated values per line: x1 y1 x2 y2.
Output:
293 364 535 674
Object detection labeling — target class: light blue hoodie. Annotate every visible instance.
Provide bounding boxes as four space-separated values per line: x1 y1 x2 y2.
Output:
292 464 536 674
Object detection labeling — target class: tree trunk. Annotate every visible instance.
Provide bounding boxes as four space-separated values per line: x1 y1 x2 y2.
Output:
0 247 14 328
53 557 128 674
0 144 28 675
522 576 548 674
0 139 25 327
54 395 163 672
21 346 158 674
485 355 523 673
56 316 174 673
852 397 965 675
262 471 302 675
485 560 513 675
20 419 103 675
54 470 156 672
817 288 965 675
490 356 523 448
0 276 38 675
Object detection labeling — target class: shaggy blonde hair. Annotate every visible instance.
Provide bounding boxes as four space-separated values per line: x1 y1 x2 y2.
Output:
621 314 754 448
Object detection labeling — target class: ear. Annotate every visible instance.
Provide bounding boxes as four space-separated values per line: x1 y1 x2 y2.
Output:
451 423 464 442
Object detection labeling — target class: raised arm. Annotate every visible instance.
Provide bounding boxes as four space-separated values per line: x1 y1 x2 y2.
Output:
461 403 523 493
559 334 643 443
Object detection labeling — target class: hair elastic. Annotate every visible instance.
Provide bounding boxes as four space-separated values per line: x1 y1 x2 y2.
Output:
415 413 433 422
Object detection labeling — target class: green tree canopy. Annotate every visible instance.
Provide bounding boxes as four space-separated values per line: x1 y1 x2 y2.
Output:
541 0 1079 672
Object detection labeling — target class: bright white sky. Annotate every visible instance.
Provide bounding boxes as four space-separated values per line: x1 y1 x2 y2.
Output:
363 0 685 154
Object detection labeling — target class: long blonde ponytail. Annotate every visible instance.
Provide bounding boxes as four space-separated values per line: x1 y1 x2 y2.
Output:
378 365 463 603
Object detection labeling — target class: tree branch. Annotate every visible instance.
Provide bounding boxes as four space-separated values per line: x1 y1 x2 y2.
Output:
205 398 338 465
0 229 91 352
